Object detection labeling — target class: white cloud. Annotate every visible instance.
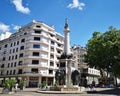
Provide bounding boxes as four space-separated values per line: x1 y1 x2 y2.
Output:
0 23 10 32
13 25 21 30
12 0 30 14
68 0 85 10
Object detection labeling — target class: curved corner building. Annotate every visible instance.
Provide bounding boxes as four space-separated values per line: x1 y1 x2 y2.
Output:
0 20 64 87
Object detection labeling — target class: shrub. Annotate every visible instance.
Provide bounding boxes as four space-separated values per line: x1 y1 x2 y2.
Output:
20 80 26 86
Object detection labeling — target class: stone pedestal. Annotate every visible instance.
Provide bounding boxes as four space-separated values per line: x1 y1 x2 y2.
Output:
59 58 73 88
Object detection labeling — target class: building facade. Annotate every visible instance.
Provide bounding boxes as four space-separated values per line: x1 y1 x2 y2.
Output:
71 45 87 69
0 20 64 87
71 45 100 86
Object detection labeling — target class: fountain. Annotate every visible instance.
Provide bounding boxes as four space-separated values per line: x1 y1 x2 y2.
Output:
38 19 85 94
52 19 82 91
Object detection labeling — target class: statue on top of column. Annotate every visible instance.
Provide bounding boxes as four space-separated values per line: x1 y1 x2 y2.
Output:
64 18 69 29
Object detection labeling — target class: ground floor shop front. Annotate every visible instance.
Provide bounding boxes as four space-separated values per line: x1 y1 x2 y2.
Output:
0 76 54 88
27 76 54 87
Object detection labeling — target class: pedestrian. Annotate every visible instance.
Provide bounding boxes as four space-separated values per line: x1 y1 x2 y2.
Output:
89 84 93 90
15 82 18 93
92 80 95 88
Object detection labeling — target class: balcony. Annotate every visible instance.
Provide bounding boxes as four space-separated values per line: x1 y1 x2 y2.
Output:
22 64 48 68
56 46 63 50
25 47 49 52
21 72 48 76
24 55 48 60
33 26 42 30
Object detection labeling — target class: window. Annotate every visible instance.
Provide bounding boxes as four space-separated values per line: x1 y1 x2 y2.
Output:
18 61 22 66
60 62 66 67
36 25 41 28
9 56 11 60
58 44 61 47
13 70 16 74
4 44 8 48
19 53 24 58
33 52 39 56
34 37 40 41
8 63 10 67
10 70 12 75
24 32 27 35
31 68 38 73
15 55 18 59
50 34 54 37
11 63 13 67
2 57 6 61
34 30 41 34
20 46 24 50
51 41 54 45
33 44 40 48
10 43 13 47
13 49 15 53
18 69 22 74
12 56 14 60
7 71 9 75
49 70 53 74
1 64 4 68
51 47 54 52
21 38 25 43
57 50 61 54
9 49 11 54
17 41 19 45
32 60 39 64
50 62 54 66
50 54 54 59
3 51 6 54
16 48 18 52
14 42 16 46
57 64 59 67
14 62 17 67
72 63 74 67
57 38 59 41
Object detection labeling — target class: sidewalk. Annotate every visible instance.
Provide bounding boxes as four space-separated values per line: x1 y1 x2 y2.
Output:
0 87 39 94
0 87 116 94
85 87 113 91
22 88 39 92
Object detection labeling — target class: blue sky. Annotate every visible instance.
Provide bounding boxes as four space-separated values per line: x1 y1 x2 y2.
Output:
0 0 120 47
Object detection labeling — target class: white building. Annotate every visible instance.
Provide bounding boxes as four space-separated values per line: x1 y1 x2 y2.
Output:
0 20 64 87
71 45 87 69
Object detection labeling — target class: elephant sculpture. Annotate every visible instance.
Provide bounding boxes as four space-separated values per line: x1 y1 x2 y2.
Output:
55 69 66 85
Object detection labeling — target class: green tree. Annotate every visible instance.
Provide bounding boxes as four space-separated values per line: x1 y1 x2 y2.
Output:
2 79 16 91
85 26 120 85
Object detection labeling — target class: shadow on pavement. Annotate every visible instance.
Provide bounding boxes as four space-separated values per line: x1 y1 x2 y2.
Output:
87 88 120 95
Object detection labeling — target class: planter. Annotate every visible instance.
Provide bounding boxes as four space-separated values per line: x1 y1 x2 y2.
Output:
2 87 10 94
9 86 13 91
20 86 25 90
50 86 62 91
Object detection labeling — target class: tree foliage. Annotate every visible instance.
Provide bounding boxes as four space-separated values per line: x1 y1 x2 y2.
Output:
2 79 16 88
85 26 120 77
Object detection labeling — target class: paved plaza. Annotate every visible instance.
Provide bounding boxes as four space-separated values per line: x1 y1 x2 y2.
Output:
0 87 120 96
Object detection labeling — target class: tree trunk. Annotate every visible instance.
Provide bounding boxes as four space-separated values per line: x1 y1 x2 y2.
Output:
115 77 118 87
9 86 12 91
100 69 103 77
114 76 118 87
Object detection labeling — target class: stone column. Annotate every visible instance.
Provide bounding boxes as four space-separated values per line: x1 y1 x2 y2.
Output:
38 77 41 86
64 19 71 55
65 59 72 87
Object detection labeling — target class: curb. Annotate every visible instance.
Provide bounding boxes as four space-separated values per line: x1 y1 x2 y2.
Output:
37 90 86 94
